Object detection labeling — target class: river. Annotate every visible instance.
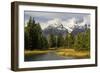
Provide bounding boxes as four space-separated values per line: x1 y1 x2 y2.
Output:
25 51 74 61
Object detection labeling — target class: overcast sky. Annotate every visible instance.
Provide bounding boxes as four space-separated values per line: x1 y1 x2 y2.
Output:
24 11 90 32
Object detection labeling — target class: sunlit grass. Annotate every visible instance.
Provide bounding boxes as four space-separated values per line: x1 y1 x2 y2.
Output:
25 48 90 59
24 50 50 55
56 48 90 58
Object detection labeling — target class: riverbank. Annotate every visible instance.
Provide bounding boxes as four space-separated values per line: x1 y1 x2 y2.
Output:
24 50 49 55
56 49 90 59
25 48 90 59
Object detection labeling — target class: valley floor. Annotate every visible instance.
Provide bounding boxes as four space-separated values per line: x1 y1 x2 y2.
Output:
25 48 90 59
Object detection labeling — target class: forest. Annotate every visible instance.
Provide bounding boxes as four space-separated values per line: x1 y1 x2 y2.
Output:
24 16 90 61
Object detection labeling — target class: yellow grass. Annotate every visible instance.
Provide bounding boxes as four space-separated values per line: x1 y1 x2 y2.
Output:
56 49 90 58
25 50 49 55
25 48 90 58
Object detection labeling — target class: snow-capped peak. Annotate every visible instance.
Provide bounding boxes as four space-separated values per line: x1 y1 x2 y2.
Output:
40 17 89 33
47 18 62 28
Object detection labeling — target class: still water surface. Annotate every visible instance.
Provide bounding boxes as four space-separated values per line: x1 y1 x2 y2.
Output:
25 51 74 61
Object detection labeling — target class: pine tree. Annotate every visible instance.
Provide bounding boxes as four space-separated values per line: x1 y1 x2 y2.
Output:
74 32 84 50
64 33 75 48
24 27 29 49
57 35 64 47
68 33 75 48
64 34 68 48
25 16 49 50
83 29 90 50
49 34 56 48
74 29 90 50
25 16 33 49
41 36 49 49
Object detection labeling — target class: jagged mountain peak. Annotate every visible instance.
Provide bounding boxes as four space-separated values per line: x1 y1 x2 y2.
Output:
41 18 90 36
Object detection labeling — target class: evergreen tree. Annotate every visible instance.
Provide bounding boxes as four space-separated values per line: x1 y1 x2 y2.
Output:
25 16 33 49
57 35 64 47
64 33 75 48
68 33 75 48
49 34 56 48
83 29 90 50
74 29 90 50
24 27 29 49
25 16 90 51
41 36 49 49
25 16 49 50
64 34 68 48
74 32 84 50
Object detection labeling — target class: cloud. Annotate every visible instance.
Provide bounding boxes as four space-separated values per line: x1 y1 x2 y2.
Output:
24 11 90 33
47 18 62 27
40 18 61 29
40 17 89 33
24 11 90 24
62 18 77 33
40 22 49 30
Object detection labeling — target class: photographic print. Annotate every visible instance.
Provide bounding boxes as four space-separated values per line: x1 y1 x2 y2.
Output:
24 11 90 61
11 1 97 71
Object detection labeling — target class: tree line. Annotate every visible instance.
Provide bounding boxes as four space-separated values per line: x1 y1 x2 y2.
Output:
25 16 90 50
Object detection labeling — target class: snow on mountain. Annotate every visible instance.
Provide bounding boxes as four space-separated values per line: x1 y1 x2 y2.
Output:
40 18 63 30
40 17 89 33
47 18 62 28
62 18 77 33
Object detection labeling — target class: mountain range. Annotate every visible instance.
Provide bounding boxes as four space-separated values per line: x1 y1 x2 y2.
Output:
41 18 90 36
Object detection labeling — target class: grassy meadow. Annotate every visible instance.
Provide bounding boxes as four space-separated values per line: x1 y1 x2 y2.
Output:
25 48 90 59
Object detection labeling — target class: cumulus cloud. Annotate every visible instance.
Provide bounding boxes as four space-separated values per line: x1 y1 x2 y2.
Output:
40 18 62 29
24 11 90 33
62 18 77 33
40 17 89 33
47 18 62 27
40 22 49 30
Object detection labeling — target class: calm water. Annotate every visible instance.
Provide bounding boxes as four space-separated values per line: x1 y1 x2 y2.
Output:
24 51 74 61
